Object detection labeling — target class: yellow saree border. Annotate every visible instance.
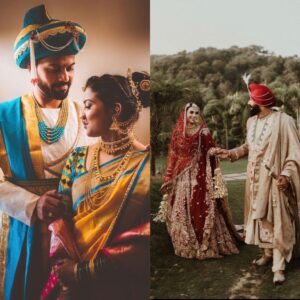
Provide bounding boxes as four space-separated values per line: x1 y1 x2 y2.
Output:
102 152 150 252
21 94 45 179
0 128 12 177
72 151 149 260
0 213 10 298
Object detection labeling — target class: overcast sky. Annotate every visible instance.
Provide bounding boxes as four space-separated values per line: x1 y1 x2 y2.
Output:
151 0 300 57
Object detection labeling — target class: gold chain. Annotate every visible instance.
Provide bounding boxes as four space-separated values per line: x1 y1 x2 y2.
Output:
84 142 134 211
186 124 200 136
94 144 133 182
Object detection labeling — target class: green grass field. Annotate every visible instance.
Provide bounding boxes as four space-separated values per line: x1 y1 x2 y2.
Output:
151 177 300 299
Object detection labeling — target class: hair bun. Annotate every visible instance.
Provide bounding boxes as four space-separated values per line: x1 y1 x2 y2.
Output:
132 71 150 108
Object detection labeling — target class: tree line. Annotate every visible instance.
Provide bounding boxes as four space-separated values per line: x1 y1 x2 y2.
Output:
151 45 300 175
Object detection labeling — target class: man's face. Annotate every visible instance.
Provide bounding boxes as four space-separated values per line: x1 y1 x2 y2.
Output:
35 55 75 100
186 105 200 124
248 98 261 116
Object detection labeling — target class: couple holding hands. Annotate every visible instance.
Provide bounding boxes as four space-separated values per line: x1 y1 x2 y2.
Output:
158 79 300 285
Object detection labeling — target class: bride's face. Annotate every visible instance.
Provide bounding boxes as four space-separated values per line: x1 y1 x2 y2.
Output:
186 105 200 125
81 87 112 137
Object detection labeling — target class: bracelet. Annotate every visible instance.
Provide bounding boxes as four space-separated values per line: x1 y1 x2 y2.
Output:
77 261 93 282
234 149 239 160
89 259 95 278
74 263 78 282
94 255 103 275
228 149 237 161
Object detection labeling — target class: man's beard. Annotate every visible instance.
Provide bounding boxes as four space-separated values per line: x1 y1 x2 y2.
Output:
249 105 261 116
37 78 71 100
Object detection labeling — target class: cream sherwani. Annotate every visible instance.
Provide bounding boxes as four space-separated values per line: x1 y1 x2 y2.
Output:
229 111 300 271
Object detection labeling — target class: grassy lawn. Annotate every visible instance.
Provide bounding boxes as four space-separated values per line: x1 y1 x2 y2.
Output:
151 178 300 299
220 157 248 175
155 155 248 176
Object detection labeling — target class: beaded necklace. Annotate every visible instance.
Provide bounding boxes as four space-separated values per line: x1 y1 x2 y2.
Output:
99 133 134 155
32 94 69 144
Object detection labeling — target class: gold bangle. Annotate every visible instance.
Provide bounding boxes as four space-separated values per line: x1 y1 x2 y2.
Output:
227 150 233 162
74 263 78 282
89 259 95 278
234 149 239 160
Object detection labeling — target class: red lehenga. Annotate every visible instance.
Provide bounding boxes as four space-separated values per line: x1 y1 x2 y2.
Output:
161 110 241 259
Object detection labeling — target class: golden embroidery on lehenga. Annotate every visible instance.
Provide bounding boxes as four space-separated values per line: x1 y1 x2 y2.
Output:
166 152 239 260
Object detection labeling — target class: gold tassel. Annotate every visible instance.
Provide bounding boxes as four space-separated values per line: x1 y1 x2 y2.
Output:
212 167 228 199
153 194 169 223
29 36 38 85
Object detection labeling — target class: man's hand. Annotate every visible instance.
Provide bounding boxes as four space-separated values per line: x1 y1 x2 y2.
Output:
276 175 289 192
36 190 65 222
215 149 230 159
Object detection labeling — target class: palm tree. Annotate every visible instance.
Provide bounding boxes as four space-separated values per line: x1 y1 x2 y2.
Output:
151 78 185 175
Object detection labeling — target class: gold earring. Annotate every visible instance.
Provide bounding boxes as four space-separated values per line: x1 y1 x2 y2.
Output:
110 115 119 131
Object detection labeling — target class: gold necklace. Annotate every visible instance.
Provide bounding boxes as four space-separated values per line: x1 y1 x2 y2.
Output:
94 143 134 182
186 124 200 136
84 142 134 210
99 134 134 155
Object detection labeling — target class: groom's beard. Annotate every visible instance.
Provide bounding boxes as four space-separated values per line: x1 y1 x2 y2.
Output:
249 105 261 116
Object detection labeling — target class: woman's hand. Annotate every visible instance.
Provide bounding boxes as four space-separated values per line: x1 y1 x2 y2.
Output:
209 147 220 156
54 259 77 287
215 149 230 159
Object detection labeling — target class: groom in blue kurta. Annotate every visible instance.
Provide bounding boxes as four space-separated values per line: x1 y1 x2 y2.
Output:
0 5 86 299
